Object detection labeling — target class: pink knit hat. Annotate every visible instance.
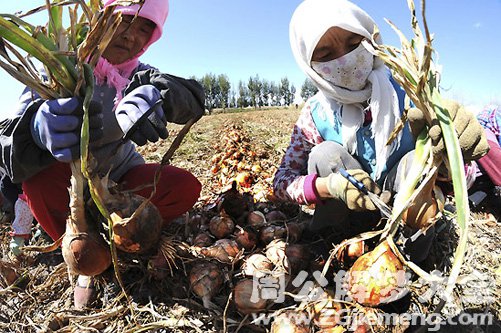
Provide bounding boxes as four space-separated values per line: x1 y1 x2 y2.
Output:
103 0 169 58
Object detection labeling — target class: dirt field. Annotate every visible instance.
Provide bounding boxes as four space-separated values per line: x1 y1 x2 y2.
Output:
0 107 499 332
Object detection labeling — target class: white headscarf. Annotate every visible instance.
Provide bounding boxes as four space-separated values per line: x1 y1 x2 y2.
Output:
290 0 401 179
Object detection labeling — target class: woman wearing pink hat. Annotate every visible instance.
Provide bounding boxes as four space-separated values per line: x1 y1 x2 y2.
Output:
0 0 204 309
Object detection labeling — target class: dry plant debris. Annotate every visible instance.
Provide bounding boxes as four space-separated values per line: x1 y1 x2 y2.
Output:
1 108 499 332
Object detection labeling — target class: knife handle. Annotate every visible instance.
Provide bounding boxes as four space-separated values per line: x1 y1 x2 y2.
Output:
338 168 368 195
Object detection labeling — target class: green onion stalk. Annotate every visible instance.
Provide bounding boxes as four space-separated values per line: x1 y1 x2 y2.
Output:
365 0 470 305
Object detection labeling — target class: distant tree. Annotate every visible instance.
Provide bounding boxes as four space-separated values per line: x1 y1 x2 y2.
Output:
261 79 270 106
199 73 219 112
247 76 256 107
237 80 249 108
301 78 318 100
279 77 295 106
279 77 289 106
248 74 262 108
229 88 237 108
217 74 231 109
269 81 279 106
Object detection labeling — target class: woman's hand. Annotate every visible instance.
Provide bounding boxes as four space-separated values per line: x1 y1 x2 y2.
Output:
407 102 489 161
115 84 168 146
316 169 381 211
31 98 103 162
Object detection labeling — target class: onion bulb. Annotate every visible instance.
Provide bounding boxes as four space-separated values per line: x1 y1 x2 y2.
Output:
285 244 311 274
259 225 286 244
62 162 111 276
347 240 408 307
218 182 248 219
402 173 439 230
189 261 223 308
193 232 213 248
309 292 344 329
200 239 241 263
270 310 310 333
109 192 163 253
234 228 257 250
265 239 289 272
233 279 268 314
247 210 267 229
62 230 112 276
265 210 287 223
187 213 206 235
209 215 235 239
336 240 368 267
285 222 304 243
241 254 273 278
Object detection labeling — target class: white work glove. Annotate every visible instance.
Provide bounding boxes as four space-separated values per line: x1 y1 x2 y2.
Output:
9 236 26 257
325 169 380 211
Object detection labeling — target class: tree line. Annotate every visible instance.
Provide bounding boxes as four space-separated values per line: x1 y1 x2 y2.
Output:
191 74 319 112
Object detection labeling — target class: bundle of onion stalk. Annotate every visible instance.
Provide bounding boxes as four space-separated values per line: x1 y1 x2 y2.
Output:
345 0 471 307
0 1 166 278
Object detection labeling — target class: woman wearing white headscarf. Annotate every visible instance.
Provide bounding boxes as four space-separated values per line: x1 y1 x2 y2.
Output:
273 0 488 259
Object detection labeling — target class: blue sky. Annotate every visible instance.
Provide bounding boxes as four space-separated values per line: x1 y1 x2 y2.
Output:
1 0 500 119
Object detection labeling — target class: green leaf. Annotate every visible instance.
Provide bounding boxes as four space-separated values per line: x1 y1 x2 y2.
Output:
0 16 76 93
47 0 64 45
0 13 78 83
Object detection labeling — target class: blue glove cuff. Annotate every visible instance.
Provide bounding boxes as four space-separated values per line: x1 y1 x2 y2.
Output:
30 111 47 151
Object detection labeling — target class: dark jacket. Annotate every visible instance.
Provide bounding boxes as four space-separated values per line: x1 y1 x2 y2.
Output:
0 63 205 183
